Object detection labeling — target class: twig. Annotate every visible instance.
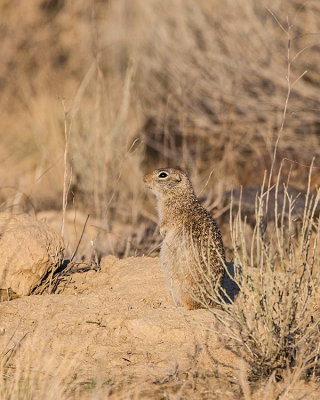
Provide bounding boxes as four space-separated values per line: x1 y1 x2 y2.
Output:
60 98 71 238
198 168 215 196
70 214 90 263
264 12 296 231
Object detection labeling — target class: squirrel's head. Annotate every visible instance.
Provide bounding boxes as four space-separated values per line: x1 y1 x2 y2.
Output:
144 168 194 199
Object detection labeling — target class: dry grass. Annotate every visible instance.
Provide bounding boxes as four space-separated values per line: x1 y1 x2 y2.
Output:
222 168 320 382
0 334 81 400
177 165 320 395
0 1 320 397
0 1 319 255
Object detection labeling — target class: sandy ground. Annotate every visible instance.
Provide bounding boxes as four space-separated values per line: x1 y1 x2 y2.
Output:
0 212 319 398
0 255 242 398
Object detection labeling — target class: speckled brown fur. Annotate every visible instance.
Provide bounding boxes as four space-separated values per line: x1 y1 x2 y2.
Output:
144 168 225 309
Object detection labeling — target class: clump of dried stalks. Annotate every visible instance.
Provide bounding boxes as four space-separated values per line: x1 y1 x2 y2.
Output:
187 163 320 382
227 165 320 381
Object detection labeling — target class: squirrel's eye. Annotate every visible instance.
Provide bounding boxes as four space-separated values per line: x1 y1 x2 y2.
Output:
158 172 168 178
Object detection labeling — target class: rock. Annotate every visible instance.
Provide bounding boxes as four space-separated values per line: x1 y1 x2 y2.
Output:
0 213 64 297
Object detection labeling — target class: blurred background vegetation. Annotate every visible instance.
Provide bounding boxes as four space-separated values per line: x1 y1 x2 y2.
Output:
0 0 319 258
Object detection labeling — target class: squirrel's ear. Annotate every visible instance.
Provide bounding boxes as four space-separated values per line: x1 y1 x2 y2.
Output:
174 174 182 182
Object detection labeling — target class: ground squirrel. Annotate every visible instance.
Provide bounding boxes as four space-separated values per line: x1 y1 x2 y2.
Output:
144 168 226 310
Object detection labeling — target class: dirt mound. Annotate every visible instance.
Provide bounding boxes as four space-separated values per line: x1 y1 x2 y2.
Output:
0 256 240 398
0 255 319 398
0 213 64 299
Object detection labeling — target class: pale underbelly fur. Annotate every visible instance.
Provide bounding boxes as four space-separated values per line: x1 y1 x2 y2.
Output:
160 231 198 307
